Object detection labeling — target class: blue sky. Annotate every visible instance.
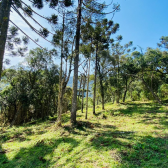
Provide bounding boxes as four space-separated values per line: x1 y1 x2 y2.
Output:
5 0 168 68
111 0 168 50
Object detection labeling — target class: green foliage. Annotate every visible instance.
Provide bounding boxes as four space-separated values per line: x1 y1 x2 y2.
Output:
80 44 93 58
159 84 168 99
32 0 43 9
64 0 73 7
132 90 139 101
5 26 29 57
157 36 168 50
0 48 59 125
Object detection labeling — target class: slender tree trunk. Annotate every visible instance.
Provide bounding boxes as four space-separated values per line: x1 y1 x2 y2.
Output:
116 60 120 103
123 79 133 102
58 90 63 124
71 0 82 125
93 45 98 115
97 64 105 110
0 0 12 79
123 89 127 103
81 75 86 113
123 78 128 102
78 75 83 101
58 15 65 125
142 77 161 104
85 58 90 119
100 79 105 110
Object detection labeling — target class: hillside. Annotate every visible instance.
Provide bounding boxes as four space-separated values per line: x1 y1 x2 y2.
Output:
0 101 168 168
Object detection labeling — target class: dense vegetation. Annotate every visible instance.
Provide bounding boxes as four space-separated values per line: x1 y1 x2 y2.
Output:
0 0 168 167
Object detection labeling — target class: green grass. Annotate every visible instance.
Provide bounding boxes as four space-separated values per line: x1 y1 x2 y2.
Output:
0 101 168 168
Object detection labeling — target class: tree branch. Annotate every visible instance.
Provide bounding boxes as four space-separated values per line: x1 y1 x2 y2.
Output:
10 20 44 49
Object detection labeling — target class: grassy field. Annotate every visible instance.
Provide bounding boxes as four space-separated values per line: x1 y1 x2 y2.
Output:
0 101 168 168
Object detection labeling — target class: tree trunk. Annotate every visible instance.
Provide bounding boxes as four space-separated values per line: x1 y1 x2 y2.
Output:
81 75 86 113
142 77 161 104
98 72 104 110
58 90 63 125
116 60 120 103
10 104 20 127
57 15 65 125
99 75 105 110
101 85 105 110
123 79 133 102
0 0 12 79
97 54 105 110
123 77 127 102
78 75 83 101
85 58 90 119
123 89 127 103
93 45 98 115
71 0 82 125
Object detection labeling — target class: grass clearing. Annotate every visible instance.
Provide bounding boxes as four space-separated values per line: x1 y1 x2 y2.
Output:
0 101 168 167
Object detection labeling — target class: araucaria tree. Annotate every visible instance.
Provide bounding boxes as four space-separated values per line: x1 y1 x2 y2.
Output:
71 0 120 124
52 8 75 125
0 0 71 79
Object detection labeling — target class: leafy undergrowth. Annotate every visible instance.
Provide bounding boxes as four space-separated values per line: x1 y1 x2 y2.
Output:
0 101 168 168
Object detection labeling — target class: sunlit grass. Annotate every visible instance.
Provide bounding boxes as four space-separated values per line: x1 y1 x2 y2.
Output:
0 101 168 167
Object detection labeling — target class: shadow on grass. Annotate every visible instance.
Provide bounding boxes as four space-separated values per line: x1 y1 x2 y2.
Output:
0 144 9 165
108 102 168 131
105 102 163 116
89 128 168 167
94 112 102 116
63 121 95 135
1 101 168 167
121 136 168 167
63 121 117 136
0 126 48 144
0 137 79 168
3 128 165 168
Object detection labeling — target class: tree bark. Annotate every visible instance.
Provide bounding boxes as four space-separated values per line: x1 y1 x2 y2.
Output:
0 0 12 79
116 59 120 103
123 89 127 103
81 75 86 113
57 15 65 125
78 75 83 101
85 58 90 119
93 45 98 115
123 77 128 102
100 79 105 110
97 61 105 110
71 0 82 125
123 79 133 102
